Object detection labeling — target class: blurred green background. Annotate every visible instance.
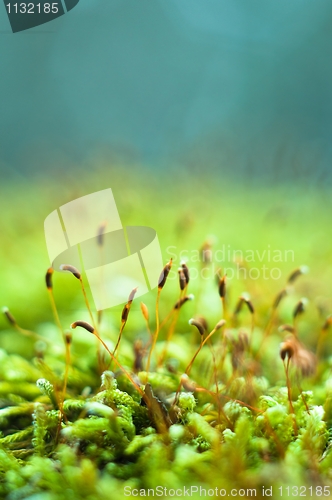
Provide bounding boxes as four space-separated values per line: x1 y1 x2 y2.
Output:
0 167 331 360
0 0 331 357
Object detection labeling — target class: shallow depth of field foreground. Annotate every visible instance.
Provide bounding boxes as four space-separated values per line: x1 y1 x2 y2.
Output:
0 170 332 500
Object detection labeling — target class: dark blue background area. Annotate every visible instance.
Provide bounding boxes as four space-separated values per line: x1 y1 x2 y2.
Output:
0 0 332 182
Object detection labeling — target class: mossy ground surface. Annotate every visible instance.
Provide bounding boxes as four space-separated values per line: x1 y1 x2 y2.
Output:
1 168 332 499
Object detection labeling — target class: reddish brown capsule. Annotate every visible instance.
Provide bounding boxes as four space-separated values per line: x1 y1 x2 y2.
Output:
189 318 206 337
295 345 316 377
121 287 138 324
2 307 16 326
196 316 208 333
71 321 94 334
234 297 244 316
287 266 309 285
234 295 254 315
45 268 53 290
181 262 190 285
180 373 197 392
65 332 72 345
244 298 254 315
273 289 287 309
280 336 316 377
158 259 172 290
279 324 295 334
178 268 186 291
60 264 81 280
97 221 107 247
322 315 332 331
215 269 222 286
174 294 194 310
293 298 308 319
133 339 144 373
121 303 130 323
218 275 227 298
214 319 226 331
280 340 295 361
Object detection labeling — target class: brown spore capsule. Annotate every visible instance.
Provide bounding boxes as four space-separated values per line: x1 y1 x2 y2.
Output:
279 324 296 334
178 268 186 291
133 339 144 373
234 297 244 316
65 332 72 345
214 319 226 331
287 266 309 284
218 275 227 298
273 289 287 309
121 303 130 323
2 307 16 326
244 298 255 315
60 264 81 280
322 315 332 331
280 341 295 361
293 298 308 319
181 262 190 285
97 221 107 247
71 321 94 334
189 318 206 337
158 259 172 290
174 294 194 310
45 267 53 290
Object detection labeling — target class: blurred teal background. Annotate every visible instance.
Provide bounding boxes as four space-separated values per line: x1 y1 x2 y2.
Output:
0 0 332 182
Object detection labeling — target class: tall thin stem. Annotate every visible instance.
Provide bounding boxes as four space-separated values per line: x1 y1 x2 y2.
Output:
146 289 161 374
47 288 65 342
284 358 298 435
79 277 102 370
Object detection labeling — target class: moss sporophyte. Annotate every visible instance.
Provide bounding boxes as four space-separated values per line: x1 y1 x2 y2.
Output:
1 248 332 499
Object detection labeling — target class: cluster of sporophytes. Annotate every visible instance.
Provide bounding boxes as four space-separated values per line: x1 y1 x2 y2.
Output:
1 248 332 499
